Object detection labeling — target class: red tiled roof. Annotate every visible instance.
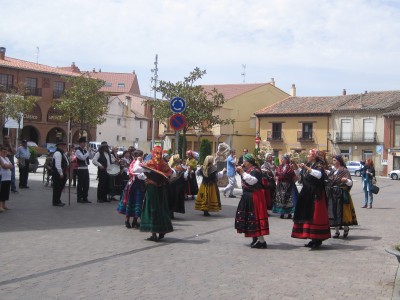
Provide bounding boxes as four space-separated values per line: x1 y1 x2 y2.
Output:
255 90 400 116
333 91 400 112
87 71 140 94
255 95 349 116
202 83 269 100
0 56 79 77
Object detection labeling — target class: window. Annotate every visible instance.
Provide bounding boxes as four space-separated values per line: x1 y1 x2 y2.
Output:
363 119 374 142
394 121 400 147
302 123 313 139
104 82 112 87
117 118 121 125
0 73 13 92
122 137 126 141
363 150 373 161
340 149 350 161
116 135 120 141
272 123 282 140
53 81 65 98
341 119 352 141
140 121 142 129
25 77 41 96
117 83 125 88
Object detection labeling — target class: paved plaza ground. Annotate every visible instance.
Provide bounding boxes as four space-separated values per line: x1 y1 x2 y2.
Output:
0 160 399 299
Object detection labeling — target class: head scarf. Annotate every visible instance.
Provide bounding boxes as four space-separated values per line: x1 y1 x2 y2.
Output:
186 150 193 158
281 154 290 163
309 149 327 166
334 155 346 168
265 153 273 160
202 155 215 177
243 153 257 166
168 154 180 168
151 146 163 165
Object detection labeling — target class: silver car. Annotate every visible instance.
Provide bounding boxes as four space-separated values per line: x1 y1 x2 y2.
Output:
346 161 363 177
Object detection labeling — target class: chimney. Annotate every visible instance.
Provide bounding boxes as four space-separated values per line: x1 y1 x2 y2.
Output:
270 78 275 86
290 84 296 97
342 89 346 95
92 68 96 72
0 47 6 60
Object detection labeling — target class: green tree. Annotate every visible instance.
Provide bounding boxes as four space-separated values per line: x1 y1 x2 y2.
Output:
0 85 39 141
53 74 108 138
199 138 212 165
146 67 233 154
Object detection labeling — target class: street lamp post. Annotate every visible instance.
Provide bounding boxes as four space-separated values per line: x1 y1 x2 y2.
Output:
150 54 158 151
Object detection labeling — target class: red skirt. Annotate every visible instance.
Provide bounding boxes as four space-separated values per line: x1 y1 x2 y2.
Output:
291 194 331 240
235 189 270 237
262 178 273 210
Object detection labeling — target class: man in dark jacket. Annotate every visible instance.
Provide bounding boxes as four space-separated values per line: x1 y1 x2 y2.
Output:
52 141 69 207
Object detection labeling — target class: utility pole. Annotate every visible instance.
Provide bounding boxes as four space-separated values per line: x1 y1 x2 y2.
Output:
150 54 158 150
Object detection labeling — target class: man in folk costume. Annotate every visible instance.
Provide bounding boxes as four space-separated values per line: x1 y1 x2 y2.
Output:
52 141 69 207
75 137 92 203
291 149 331 249
235 154 270 249
140 146 176 241
92 141 115 203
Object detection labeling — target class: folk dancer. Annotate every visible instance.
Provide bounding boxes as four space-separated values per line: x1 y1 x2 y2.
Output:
291 149 331 249
235 154 270 249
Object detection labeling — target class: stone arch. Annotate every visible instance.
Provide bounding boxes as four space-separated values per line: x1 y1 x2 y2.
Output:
46 127 67 143
21 125 40 144
24 104 42 122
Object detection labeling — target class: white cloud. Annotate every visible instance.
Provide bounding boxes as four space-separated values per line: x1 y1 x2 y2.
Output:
1 0 400 96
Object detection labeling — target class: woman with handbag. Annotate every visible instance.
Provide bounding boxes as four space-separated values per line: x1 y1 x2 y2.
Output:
326 155 358 238
361 159 375 209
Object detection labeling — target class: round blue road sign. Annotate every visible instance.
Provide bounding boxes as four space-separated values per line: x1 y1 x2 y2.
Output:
170 97 186 113
169 113 187 131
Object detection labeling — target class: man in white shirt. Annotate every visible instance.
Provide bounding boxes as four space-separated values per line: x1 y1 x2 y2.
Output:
75 137 92 203
52 141 69 207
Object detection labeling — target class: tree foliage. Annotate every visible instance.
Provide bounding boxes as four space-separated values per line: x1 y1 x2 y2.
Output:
146 67 233 134
199 138 212 165
53 74 108 137
0 84 39 140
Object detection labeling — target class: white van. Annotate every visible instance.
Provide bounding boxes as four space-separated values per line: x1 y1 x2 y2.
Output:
88 141 102 152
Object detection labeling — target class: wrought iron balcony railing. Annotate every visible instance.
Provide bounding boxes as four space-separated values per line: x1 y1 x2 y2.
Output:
267 130 283 141
335 132 377 144
297 131 314 142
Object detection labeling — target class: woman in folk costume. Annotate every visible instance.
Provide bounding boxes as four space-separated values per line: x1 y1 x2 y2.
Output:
195 155 223 216
235 154 270 249
117 150 146 229
291 149 331 249
140 146 175 241
261 153 277 210
273 154 298 219
167 154 186 219
185 150 198 199
327 155 358 238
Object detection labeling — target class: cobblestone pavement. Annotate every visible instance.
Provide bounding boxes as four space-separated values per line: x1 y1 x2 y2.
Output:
0 162 399 300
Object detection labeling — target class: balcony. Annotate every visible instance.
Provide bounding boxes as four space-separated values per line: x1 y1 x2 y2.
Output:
0 83 14 93
25 87 42 96
335 132 377 144
267 130 283 141
297 131 314 142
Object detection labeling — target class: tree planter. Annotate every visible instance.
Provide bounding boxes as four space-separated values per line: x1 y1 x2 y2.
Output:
386 245 400 263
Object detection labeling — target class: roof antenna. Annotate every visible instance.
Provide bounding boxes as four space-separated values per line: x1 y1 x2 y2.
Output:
241 64 246 83
36 46 39 63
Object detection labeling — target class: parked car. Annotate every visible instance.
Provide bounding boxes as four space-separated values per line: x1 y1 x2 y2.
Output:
346 161 363 177
389 169 400 180
89 141 102 152
117 147 126 157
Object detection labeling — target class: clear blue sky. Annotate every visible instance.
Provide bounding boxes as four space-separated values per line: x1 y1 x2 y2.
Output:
2 0 400 97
